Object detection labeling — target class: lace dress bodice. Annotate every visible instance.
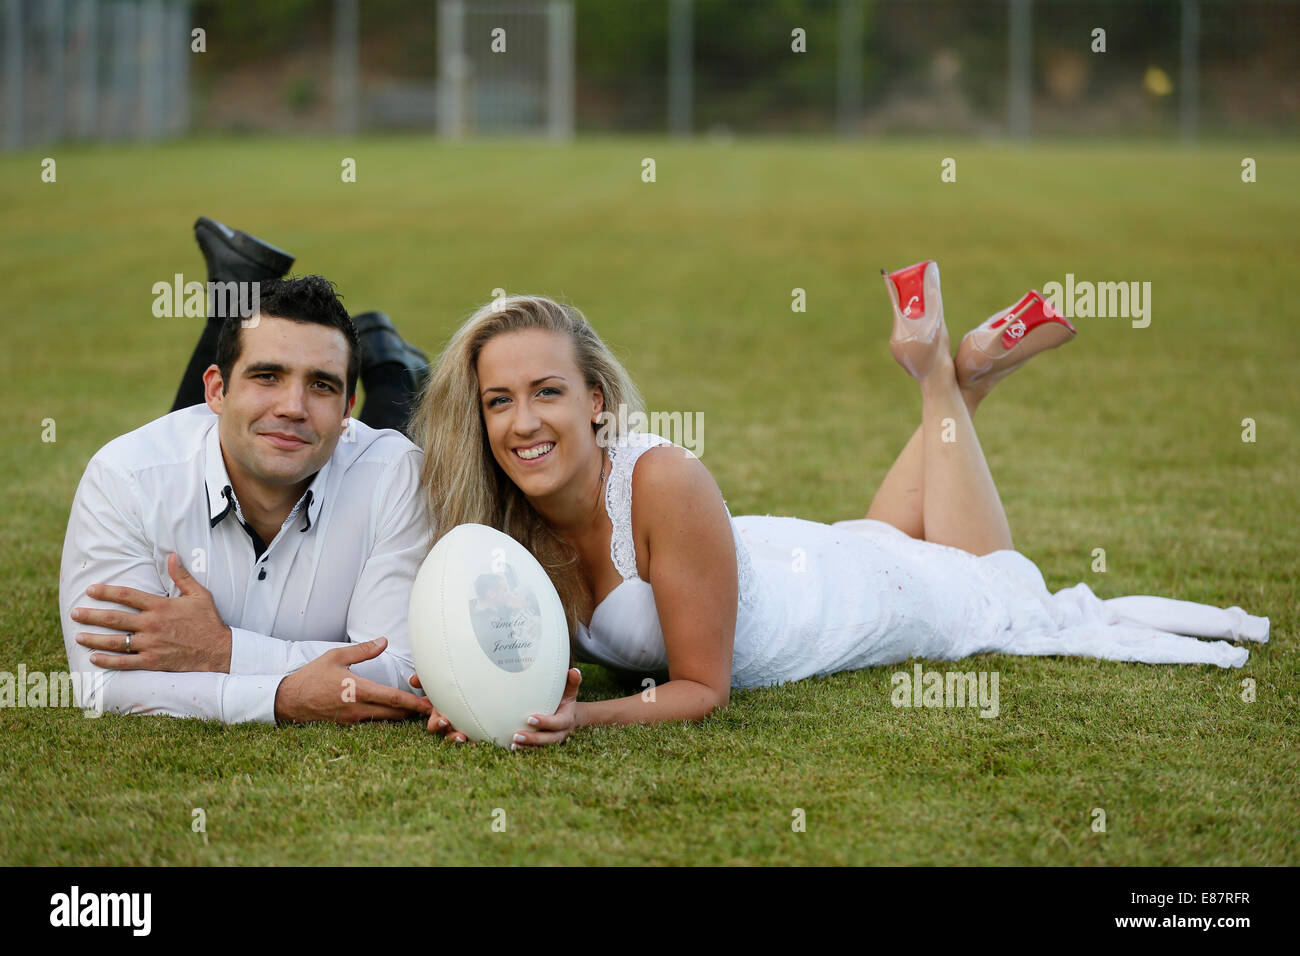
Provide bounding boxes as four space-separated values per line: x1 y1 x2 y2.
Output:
572 431 759 675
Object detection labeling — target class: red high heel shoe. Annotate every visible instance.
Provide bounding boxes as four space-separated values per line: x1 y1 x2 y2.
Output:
882 260 949 380
955 290 1076 395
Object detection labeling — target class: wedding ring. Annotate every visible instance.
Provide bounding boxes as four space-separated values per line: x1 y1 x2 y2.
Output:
125 633 133 653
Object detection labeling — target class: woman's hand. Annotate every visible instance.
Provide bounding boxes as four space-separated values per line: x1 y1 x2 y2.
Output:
408 672 472 743
512 668 582 749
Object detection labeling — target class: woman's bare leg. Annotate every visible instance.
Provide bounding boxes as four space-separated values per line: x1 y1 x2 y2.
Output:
865 387 983 540
917 356 1012 554
869 259 1012 553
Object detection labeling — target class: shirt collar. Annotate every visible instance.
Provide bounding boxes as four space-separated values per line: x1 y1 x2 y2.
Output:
204 420 331 534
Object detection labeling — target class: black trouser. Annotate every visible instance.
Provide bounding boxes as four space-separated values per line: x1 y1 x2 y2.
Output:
171 318 418 438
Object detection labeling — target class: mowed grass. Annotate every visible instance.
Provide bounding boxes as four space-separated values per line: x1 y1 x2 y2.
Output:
0 136 1296 865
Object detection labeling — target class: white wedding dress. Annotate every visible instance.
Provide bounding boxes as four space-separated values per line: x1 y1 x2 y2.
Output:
573 432 1269 687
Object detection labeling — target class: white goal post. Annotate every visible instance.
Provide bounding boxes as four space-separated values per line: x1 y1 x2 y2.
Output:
437 0 574 139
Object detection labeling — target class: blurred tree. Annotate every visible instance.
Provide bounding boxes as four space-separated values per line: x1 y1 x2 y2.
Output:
190 0 331 64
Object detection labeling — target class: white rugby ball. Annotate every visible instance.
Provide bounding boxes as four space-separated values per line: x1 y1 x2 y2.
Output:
408 523 570 748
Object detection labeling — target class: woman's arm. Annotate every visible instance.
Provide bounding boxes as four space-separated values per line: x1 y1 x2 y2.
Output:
575 674 725 727
514 445 739 747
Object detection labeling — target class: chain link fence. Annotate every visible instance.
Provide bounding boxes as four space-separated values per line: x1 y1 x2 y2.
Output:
2 0 191 150
3 0 1296 150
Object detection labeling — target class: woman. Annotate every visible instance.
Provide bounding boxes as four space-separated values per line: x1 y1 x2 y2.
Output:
408 262 1269 748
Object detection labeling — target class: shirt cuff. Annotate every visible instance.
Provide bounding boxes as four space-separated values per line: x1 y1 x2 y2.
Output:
229 627 293 675
220 674 285 724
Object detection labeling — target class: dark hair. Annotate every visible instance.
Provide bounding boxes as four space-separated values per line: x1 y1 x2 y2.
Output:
214 274 361 399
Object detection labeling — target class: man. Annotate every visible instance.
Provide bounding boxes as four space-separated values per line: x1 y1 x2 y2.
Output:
59 265 435 725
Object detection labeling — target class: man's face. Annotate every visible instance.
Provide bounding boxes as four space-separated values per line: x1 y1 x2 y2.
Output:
203 315 355 495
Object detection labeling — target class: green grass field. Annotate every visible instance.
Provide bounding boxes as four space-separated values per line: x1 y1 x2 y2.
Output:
1 136 1296 865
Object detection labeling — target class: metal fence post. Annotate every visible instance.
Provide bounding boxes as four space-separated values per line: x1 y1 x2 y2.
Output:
437 0 466 139
1008 0 1032 139
5 0 23 151
141 0 164 140
107 0 138 141
547 0 574 140
176 1 191 136
333 0 359 135
48 0 66 143
668 0 692 136
73 0 97 140
1180 0 1200 142
837 0 864 137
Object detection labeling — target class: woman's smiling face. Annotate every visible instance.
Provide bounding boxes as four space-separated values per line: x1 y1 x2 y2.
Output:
476 328 604 501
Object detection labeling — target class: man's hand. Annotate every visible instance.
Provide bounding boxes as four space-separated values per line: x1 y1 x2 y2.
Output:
72 553 232 673
275 637 434 725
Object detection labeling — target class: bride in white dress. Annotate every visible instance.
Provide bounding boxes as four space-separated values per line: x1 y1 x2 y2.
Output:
408 265 1269 747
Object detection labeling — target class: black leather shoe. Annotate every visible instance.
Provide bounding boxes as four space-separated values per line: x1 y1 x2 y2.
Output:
352 310 430 389
194 216 294 284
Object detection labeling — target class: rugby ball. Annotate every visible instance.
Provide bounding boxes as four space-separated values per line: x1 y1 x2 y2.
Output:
408 523 570 748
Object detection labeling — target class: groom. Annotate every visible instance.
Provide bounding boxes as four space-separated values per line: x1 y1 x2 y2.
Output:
59 223 434 725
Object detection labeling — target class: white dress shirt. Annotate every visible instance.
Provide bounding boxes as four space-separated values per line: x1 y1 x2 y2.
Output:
58 404 432 723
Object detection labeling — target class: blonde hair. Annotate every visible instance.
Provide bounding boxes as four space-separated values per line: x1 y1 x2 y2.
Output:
411 295 645 635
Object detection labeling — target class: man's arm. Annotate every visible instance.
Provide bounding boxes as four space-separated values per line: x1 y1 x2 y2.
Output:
255 446 435 724
63 448 432 724
59 457 284 723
